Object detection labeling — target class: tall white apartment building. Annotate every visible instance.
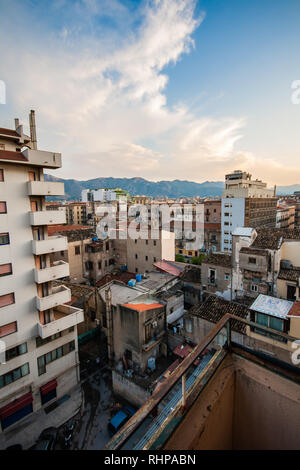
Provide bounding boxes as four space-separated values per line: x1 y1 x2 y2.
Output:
81 188 117 202
0 112 83 443
221 170 277 252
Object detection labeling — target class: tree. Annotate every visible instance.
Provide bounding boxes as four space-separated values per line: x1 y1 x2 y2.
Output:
191 254 206 265
175 254 185 263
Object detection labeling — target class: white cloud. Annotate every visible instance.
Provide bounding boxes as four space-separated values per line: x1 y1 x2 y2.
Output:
0 0 254 182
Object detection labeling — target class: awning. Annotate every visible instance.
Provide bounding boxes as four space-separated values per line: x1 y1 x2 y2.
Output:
40 379 57 395
0 392 33 419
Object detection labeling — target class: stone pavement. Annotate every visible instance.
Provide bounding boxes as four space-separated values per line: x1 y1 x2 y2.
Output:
0 385 83 450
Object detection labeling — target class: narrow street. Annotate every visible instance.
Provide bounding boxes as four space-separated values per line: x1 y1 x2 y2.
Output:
69 367 113 450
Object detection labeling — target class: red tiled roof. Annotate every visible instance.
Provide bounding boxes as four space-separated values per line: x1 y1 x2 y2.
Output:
123 302 164 312
153 260 183 276
47 224 90 235
96 271 136 287
287 302 300 317
0 127 19 137
0 150 28 162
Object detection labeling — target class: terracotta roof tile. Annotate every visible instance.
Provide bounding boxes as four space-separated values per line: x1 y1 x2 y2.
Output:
188 295 249 334
0 150 28 162
123 302 164 312
202 252 232 268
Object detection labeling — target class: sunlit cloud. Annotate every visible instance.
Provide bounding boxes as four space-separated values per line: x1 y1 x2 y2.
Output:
0 0 291 185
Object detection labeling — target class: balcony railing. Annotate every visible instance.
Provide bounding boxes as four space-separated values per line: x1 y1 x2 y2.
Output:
37 304 84 339
34 260 69 284
28 181 65 196
30 210 66 226
36 285 71 311
32 236 68 255
105 314 298 451
22 148 62 169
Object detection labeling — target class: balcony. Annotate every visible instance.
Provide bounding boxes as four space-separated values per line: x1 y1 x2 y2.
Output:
36 285 71 311
22 148 62 169
28 181 65 196
37 304 84 339
34 260 69 284
30 210 66 226
32 236 68 255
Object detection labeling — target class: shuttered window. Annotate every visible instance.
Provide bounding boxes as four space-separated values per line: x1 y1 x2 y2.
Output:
0 233 9 245
0 322 17 338
0 202 7 213
0 169 3 182
0 293 15 308
0 263 12 277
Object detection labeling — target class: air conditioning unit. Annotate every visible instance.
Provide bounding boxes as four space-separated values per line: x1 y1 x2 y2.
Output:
152 321 158 328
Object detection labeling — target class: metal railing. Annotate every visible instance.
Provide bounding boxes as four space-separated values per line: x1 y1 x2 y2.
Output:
105 313 299 451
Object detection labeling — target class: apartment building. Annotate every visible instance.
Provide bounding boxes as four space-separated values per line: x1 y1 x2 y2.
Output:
280 193 300 227
0 113 83 446
64 202 88 225
232 227 300 301
203 199 221 224
81 188 130 203
126 229 175 274
276 203 295 228
221 170 277 252
50 225 116 284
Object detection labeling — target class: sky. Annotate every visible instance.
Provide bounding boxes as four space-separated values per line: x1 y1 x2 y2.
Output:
0 0 299 185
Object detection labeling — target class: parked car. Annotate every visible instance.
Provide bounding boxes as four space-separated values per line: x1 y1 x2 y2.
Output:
31 427 58 450
108 405 136 437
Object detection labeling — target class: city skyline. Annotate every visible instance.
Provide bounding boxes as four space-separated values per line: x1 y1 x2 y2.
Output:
0 0 300 185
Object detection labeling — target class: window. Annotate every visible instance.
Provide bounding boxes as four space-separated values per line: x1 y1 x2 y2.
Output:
0 169 4 181
0 293 15 308
0 363 30 389
0 263 12 277
251 284 258 292
145 255 148 261
146 240 148 245
185 318 192 333
225 273 230 281
153 257 157 262
6 343 27 361
0 202 7 214
37 341 75 375
135 239 137 244
153 240 157 246
135 254 138 259
98 261 102 269
60 251 65 256
75 246 80 255
0 233 9 245
209 269 216 284
0 144 5 150
0 321 17 338
249 257 256 264
36 333 61 348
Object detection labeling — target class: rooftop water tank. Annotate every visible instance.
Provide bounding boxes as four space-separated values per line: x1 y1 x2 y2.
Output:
128 279 136 287
136 274 142 282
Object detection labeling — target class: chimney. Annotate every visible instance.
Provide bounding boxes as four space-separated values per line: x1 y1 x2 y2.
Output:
274 185 277 197
29 110 37 150
14 118 23 137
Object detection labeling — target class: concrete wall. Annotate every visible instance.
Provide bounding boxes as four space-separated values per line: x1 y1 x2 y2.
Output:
221 198 245 252
164 353 300 450
112 370 150 408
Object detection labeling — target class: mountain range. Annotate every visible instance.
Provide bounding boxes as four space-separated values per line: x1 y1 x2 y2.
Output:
45 175 300 200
